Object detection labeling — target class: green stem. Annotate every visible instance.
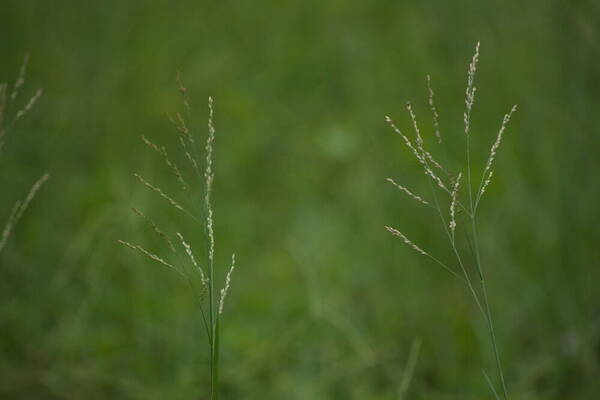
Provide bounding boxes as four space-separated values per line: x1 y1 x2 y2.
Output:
470 217 508 400
212 315 220 400
467 131 508 399
208 252 218 399
466 134 473 212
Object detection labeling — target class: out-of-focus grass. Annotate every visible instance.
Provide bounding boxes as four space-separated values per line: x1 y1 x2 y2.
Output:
1 1 600 399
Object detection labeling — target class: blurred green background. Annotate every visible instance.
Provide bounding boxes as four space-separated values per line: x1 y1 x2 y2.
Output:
1 1 600 399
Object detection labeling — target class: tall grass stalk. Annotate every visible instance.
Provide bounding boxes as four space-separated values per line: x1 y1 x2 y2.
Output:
120 80 235 399
0 55 48 255
385 43 516 400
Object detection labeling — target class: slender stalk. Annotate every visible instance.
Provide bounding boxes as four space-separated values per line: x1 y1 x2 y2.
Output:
469 216 508 400
185 277 212 343
398 338 422 399
205 96 219 400
466 128 508 399
213 316 220 400
466 134 474 212
209 264 218 400
483 368 501 400
466 134 508 399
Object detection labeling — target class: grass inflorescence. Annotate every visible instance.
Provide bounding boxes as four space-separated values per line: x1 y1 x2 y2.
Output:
385 42 517 400
120 79 236 400
0 55 49 255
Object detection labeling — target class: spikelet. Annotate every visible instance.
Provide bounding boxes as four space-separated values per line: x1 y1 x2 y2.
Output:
176 232 207 286
141 135 162 153
176 71 191 111
427 75 442 144
169 111 192 142
464 42 480 136
386 178 429 206
449 172 462 235
385 226 429 256
219 254 236 314
0 172 50 253
118 240 185 277
480 170 493 196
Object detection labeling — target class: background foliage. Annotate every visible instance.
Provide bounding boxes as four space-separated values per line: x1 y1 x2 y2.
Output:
1 1 599 398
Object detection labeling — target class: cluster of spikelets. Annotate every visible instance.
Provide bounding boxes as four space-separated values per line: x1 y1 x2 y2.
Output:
119 77 235 400
0 55 49 255
385 43 516 400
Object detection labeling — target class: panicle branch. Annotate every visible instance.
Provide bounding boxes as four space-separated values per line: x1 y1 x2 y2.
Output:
179 136 200 174
406 102 444 171
205 97 216 266
141 135 188 190
476 105 518 206
11 54 30 102
118 239 186 278
0 172 50 253
15 88 43 122
132 207 175 252
219 254 236 314
385 115 448 192
386 178 429 206
169 111 192 142
449 172 462 236
464 42 480 136
133 173 198 222
480 171 493 196
176 232 208 287
427 75 442 144
385 226 429 256
176 71 191 111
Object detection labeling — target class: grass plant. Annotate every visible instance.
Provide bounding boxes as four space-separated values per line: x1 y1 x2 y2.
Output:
120 80 235 400
385 43 517 400
0 55 48 255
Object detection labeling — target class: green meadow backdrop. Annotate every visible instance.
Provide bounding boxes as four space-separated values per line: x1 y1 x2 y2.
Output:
1 1 599 398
